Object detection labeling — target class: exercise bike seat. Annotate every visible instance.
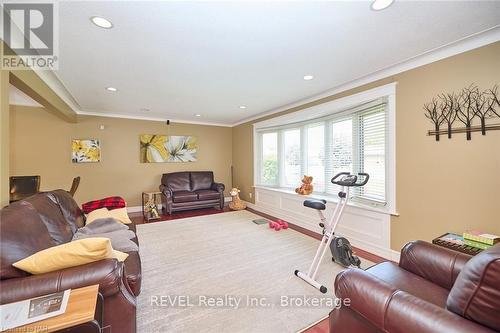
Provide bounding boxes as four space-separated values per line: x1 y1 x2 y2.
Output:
303 199 327 210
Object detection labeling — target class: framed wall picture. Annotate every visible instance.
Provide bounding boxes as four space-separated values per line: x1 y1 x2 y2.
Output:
140 135 197 163
71 139 101 163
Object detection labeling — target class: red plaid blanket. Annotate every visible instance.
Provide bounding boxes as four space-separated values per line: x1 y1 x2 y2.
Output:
82 196 126 214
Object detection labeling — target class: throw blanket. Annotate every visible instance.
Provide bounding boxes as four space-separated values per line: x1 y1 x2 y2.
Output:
73 218 138 253
82 196 126 214
81 218 129 233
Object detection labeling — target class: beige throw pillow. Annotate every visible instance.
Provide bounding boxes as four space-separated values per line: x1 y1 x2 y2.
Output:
13 238 129 275
86 207 132 225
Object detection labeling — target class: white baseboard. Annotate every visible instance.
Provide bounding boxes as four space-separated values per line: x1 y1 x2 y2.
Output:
127 206 144 213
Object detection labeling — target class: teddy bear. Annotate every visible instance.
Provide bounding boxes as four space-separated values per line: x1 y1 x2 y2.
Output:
295 175 314 195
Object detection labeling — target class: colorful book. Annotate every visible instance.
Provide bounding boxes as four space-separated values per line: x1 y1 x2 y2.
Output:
437 233 465 245
464 239 492 250
463 231 500 246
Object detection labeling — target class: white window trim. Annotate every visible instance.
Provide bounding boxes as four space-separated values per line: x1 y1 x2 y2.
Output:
253 82 397 216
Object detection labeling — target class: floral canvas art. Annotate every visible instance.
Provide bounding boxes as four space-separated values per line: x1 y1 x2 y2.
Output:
140 135 198 163
72 139 101 163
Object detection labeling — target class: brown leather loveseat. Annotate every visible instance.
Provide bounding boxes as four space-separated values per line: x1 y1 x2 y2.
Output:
160 171 225 214
330 240 500 333
0 190 141 333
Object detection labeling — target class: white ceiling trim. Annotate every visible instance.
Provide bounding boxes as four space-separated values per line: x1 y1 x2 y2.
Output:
30 25 500 128
77 111 232 127
231 25 500 127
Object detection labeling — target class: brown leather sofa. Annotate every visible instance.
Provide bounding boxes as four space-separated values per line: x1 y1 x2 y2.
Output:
330 240 500 333
160 171 225 214
0 190 141 333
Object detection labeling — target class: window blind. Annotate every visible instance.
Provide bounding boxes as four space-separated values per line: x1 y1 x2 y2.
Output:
353 103 387 203
255 97 388 205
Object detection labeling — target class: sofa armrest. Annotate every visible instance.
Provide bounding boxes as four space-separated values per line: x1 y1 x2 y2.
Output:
159 184 172 198
334 269 495 333
0 259 130 304
334 268 397 329
399 240 472 290
211 182 225 192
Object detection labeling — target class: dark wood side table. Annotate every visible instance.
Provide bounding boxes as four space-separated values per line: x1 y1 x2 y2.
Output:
432 232 483 256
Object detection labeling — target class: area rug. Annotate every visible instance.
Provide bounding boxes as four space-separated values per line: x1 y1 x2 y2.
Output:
136 210 373 333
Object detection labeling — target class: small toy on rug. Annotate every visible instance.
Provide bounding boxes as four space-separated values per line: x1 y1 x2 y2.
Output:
229 187 247 210
295 175 314 195
268 219 289 231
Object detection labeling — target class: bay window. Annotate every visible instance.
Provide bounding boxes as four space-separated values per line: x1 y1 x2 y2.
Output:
255 94 392 207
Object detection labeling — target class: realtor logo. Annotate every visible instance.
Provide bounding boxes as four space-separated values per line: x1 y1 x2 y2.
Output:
1 2 59 69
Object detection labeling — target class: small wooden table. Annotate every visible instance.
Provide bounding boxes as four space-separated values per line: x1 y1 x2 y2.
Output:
142 191 162 222
5 285 100 333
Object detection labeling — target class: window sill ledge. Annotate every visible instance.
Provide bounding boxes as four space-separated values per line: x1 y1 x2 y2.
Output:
253 185 399 216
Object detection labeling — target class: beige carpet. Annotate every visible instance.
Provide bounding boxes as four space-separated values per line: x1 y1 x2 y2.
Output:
136 210 372 333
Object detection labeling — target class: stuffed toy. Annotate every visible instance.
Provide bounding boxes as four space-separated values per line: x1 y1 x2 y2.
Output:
269 219 289 231
229 187 246 210
295 175 314 195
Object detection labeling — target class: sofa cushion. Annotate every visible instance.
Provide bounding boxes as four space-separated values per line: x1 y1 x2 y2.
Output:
366 261 449 307
195 189 220 201
446 244 500 331
162 172 191 191
24 193 74 245
190 171 214 191
0 201 55 279
50 190 86 230
172 191 198 203
123 251 142 296
12 238 128 275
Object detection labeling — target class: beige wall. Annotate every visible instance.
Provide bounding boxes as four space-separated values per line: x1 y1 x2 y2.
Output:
232 42 500 251
10 106 232 206
1 70 10 207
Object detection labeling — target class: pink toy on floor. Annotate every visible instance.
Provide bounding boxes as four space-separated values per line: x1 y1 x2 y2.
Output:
277 219 289 229
268 219 289 231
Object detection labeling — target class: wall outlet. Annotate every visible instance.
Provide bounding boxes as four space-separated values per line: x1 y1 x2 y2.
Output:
249 192 253 199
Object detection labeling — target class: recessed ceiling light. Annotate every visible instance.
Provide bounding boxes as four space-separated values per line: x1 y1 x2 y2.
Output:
371 0 394 11
303 75 314 80
140 108 150 112
90 16 113 29
239 105 247 109
195 114 201 117
105 87 117 92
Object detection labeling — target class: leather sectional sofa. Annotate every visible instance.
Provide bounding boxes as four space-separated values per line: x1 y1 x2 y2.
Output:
159 171 225 214
330 240 500 333
0 190 141 333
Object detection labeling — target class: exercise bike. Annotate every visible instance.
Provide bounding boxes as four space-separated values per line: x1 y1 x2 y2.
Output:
294 172 369 293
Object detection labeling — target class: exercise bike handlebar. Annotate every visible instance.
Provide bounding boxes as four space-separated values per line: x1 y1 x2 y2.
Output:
331 172 370 187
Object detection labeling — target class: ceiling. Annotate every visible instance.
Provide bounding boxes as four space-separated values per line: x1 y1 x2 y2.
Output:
52 1 500 126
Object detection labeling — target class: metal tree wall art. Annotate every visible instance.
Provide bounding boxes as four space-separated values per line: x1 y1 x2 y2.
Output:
424 84 500 141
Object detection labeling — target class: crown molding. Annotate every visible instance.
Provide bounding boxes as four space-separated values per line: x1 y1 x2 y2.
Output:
27 25 500 128
77 111 232 127
231 25 500 127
